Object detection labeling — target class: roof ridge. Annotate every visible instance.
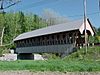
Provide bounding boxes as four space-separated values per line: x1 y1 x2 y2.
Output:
14 19 84 41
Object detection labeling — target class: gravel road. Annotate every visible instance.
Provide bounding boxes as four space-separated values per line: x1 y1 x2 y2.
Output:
0 71 99 75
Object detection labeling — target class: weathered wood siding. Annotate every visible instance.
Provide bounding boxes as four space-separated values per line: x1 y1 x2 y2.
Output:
15 44 75 54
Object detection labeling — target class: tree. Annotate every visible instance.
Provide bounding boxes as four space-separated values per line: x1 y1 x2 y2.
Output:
0 12 47 46
97 27 100 42
0 14 5 45
97 27 100 36
88 26 100 46
0 0 21 45
18 11 27 33
42 9 69 26
0 0 20 10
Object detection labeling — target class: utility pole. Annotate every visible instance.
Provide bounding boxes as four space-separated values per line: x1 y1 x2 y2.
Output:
84 0 87 54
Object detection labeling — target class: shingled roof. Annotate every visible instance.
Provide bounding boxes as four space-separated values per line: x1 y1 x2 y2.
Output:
14 19 95 41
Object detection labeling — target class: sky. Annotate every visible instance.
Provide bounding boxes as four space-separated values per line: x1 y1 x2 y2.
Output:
5 0 100 28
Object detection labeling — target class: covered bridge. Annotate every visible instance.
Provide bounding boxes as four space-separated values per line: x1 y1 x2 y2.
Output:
14 18 95 59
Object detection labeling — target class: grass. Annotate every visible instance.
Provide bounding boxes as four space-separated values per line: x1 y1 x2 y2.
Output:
64 46 100 61
0 59 100 72
0 46 100 72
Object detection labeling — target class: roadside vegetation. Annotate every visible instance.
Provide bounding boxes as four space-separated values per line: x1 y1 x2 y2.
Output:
0 46 100 72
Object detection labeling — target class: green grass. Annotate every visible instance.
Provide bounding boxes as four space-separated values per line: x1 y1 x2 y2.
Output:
0 46 100 72
64 46 100 61
0 59 100 72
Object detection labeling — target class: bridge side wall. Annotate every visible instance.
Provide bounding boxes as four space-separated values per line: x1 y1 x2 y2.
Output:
15 44 74 54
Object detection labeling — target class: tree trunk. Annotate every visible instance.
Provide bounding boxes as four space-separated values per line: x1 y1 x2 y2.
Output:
0 27 5 46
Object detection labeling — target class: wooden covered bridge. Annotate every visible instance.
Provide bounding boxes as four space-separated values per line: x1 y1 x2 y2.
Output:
14 18 95 59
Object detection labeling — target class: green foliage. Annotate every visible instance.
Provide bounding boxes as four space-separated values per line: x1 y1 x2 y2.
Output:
0 46 10 56
94 36 99 43
0 48 3 56
89 36 95 43
89 27 100 43
0 59 99 72
97 27 100 36
42 53 60 59
89 36 99 43
0 12 47 45
63 46 100 61
18 11 26 33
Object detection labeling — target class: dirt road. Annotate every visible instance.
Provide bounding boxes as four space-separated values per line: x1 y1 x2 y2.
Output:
0 71 99 75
